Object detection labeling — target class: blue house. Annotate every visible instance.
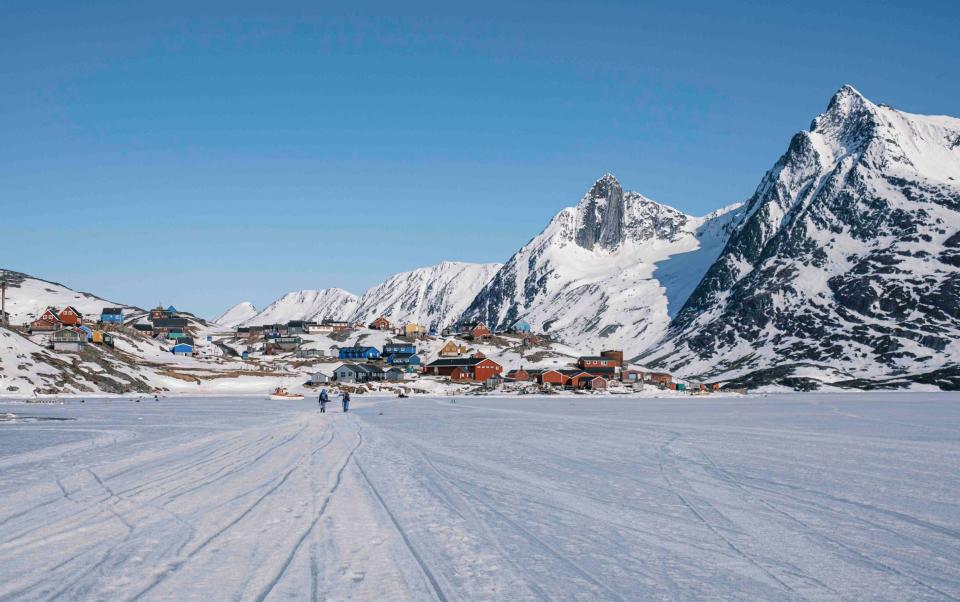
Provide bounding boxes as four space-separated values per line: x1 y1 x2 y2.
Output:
383 342 416 356
100 307 125 324
511 319 532 333
171 343 193 356
338 346 381 360
79 325 94 341
387 352 421 366
241 350 250 360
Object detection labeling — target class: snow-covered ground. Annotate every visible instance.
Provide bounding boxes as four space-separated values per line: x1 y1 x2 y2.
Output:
1 393 958 600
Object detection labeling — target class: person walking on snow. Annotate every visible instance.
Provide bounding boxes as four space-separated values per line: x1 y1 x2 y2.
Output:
318 388 329 413
341 391 351 413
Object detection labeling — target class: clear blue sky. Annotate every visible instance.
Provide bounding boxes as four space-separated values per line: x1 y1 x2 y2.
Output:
2 1 958 317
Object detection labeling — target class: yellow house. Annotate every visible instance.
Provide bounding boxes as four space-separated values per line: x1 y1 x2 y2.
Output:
91 330 105 344
438 339 468 357
404 323 427 337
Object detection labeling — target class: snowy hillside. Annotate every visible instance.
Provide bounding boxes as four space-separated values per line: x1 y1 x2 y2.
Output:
644 85 960 388
350 261 501 330
459 174 743 356
213 301 257 327
244 289 358 326
0 269 138 324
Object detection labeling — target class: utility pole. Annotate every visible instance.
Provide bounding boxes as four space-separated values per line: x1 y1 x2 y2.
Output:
1 277 7 327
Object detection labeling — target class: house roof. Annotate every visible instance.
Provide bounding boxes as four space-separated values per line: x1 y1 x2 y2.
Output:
341 346 379 353
388 352 417 359
101 307 124 315
427 357 499 367
578 356 613 361
154 318 189 328
559 369 590 377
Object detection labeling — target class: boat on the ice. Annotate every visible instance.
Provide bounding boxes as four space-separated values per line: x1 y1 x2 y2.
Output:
269 387 305 401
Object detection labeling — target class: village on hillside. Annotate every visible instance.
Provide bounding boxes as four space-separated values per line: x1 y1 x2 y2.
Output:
1 283 729 395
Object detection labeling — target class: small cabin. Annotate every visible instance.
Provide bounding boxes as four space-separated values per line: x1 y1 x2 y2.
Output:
309 371 330 384
369 316 392 330
438 340 467 357
100 307 124 324
404 323 427 338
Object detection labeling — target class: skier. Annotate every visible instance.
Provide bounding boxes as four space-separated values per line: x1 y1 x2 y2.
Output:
341 390 351 413
318 388 329 413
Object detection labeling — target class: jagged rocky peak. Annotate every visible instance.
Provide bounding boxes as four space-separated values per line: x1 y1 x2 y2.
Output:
808 84 879 154
575 173 626 250
571 173 688 251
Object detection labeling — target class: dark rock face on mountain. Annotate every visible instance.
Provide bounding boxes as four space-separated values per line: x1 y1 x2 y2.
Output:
458 174 742 356
643 86 960 388
576 175 628 250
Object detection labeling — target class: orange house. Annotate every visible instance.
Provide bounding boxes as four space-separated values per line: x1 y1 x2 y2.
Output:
58 306 84 326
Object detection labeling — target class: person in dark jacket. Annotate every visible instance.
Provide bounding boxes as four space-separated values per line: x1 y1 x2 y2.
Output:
341 391 351 412
318 389 329 413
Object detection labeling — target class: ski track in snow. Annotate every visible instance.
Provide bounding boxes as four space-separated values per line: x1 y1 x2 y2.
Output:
0 393 958 601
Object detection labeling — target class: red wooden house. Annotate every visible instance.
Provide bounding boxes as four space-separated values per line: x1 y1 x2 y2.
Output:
369 316 391 330
560 369 594 389
577 356 618 376
460 322 491 339
506 367 532 381
58 306 84 326
30 308 62 332
600 349 624 368
536 369 567 387
647 372 672 386
423 357 503 382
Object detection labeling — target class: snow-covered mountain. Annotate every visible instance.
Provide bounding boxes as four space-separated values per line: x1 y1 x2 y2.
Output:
213 302 258 328
0 269 138 324
642 85 960 388
458 175 744 356
243 289 358 326
350 261 502 331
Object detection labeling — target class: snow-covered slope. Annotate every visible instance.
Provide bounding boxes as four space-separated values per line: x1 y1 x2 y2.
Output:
459 174 743 356
213 302 257 328
0 269 138 324
350 262 502 330
644 85 960 387
244 289 358 326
